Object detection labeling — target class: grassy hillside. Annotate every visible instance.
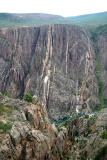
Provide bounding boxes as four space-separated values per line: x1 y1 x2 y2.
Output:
67 12 107 28
0 12 107 28
0 13 68 27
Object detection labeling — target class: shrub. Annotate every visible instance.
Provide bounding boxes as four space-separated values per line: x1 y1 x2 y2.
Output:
101 131 107 139
2 91 11 97
0 122 12 133
24 92 33 102
85 114 89 119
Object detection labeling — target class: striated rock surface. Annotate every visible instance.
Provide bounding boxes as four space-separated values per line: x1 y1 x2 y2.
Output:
97 32 107 98
0 24 97 119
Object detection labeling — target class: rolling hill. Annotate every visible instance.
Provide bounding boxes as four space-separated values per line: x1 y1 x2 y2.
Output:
0 11 107 29
67 11 107 28
0 13 68 27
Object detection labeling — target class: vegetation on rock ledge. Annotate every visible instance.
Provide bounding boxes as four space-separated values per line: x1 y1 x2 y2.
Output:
23 92 33 102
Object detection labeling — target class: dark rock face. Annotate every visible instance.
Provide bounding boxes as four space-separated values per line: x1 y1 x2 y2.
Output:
0 25 97 119
97 33 107 98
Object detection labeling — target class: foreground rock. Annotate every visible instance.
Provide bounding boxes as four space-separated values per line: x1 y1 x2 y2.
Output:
1 95 107 159
0 95 71 160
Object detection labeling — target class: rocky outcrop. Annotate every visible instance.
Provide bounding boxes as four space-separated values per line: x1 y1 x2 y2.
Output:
63 111 107 160
1 95 107 160
0 95 71 160
0 24 98 119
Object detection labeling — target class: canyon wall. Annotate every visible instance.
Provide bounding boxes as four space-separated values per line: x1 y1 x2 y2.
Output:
0 25 98 119
97 32 107 98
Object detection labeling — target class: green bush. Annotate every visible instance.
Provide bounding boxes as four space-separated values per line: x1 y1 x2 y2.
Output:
85 114 89 119
101 131 107 139
24 92 33 102
2 91 11 97
0 122 12 133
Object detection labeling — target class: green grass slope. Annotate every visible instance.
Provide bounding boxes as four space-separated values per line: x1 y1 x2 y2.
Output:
0 12 107 29
67 12 107 28
0 13 68 27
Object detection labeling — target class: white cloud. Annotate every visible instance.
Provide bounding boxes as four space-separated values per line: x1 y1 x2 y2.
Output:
0 0 107 16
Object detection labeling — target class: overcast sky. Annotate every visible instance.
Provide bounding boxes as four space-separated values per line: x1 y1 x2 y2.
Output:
0 0 107 17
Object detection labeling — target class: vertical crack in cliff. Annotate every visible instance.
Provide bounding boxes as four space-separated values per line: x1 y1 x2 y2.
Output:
26 27 40 75
21 28 40 97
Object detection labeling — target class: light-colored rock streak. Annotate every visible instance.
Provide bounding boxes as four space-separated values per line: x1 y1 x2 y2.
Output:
43 70 51 107
83 29 93 76
75 81 81 113
65 42 68 76
42 26 53 107
41 26 52 79
85 51 90 75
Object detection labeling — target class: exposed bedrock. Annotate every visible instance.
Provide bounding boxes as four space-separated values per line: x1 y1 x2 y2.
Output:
0 25 98 119
96 33 107 98
0 95 71 160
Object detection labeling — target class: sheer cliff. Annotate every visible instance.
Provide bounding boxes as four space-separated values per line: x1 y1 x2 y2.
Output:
0 25 97 118
90 25 107 108
1 24 107 160
97 31 107 98
0 24 97 119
